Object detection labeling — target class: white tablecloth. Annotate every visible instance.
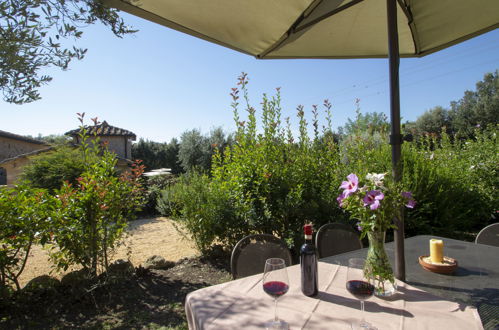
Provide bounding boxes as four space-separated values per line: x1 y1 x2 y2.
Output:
185 262 483 329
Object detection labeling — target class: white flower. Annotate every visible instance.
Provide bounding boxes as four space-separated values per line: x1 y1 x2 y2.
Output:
366 172 386 187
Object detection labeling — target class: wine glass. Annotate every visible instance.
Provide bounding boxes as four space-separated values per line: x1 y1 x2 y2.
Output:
263 258 289 329
346 258 376 330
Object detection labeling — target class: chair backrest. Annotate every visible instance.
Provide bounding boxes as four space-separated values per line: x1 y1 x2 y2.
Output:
315 222 363 259
230 234 292 279
475 223 499 247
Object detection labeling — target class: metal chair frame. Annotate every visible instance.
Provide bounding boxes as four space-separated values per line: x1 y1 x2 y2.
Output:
230 234 292 279
475 223 499 247
315 222 363 259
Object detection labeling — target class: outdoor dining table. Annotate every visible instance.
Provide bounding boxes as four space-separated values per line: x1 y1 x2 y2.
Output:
185 235 496 329
324 235 499 330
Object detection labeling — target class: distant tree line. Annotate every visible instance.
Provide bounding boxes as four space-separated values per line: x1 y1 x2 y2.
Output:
26 134 71 145
23 70 497 179
336 71 498 141
403 71 498 139
131 127 233 174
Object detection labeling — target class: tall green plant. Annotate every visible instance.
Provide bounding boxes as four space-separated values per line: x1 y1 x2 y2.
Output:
165 74 346 253
164 74 497 255
49 114 144 276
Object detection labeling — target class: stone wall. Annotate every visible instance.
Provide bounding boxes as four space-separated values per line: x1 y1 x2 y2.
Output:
81 136 132 159
1 156 31 185
0 136 48 161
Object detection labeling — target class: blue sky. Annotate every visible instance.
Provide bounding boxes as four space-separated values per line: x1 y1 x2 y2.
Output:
2 13 498 143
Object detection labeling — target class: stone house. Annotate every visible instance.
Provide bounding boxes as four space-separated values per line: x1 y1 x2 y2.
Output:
0 121 136 186
65 121 137 170
0 130 52 185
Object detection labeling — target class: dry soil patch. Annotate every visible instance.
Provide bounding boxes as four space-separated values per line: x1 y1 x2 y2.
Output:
19 217 198 287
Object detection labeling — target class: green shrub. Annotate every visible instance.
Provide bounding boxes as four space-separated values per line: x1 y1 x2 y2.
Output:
160 74 497 255
21 146 93 192
401 126 498 238
159 172 240 252
338 124 497 239
49 115 145 276
0 184 57 291
162 74 349 254
140 174 177 215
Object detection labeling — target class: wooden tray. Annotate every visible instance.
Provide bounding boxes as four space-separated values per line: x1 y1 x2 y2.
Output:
419 256 458 274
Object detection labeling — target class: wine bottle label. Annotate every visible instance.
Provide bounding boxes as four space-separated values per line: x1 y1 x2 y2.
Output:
305 234 312 240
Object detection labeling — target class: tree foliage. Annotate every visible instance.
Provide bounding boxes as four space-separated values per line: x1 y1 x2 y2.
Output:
177 129 210 173
132 138 182 174
338 101 389 137
414 106 452 136
1 0 135 104
450 71 499 138
177 127 233 173
405 71 498 139
36 134 72 145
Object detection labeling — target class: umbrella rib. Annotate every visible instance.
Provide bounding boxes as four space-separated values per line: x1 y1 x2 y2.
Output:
257 0 324 58
295 0 365 32
258 0 366 58
397 0 420 55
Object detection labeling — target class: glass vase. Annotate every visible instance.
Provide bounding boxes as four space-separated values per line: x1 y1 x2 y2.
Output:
364 230 397 297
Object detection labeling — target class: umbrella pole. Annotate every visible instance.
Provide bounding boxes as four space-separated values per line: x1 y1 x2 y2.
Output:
387 0 405 281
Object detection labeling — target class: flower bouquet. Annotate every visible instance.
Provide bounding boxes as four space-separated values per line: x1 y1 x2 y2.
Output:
338 173 415 296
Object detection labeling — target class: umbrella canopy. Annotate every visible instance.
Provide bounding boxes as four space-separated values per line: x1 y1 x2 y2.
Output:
106 0 498 59
106 0 499 281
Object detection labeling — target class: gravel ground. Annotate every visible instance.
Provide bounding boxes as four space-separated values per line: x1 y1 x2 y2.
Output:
18 217 199 287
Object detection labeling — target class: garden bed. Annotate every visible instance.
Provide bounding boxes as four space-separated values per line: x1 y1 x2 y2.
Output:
1 217 232 329
1 257 232 329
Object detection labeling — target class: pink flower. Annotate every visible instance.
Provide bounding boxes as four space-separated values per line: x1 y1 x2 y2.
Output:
340 174 359 197
337 192 347 207
363 190 384 210
402 191 416 208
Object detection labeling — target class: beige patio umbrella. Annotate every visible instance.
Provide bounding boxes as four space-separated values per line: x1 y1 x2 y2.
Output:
105 0 499 281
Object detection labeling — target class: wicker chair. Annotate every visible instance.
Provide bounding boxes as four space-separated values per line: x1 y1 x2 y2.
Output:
230 234 292 279
475 223 499 247
315 223 363 259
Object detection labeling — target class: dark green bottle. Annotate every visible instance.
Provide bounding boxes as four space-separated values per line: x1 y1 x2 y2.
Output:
300 223 318 296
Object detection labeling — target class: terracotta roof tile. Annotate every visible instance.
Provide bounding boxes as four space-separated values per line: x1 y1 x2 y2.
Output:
65 121 136 140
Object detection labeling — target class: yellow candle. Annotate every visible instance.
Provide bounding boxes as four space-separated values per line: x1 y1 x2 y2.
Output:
430 239 444 263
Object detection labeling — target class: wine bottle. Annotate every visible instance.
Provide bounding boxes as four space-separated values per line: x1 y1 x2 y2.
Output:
300 223 318 296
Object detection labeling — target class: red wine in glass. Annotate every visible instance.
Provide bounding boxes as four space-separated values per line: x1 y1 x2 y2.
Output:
347 258 376 329
263 258 289 329
263 281 289 299
346 280 375 300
